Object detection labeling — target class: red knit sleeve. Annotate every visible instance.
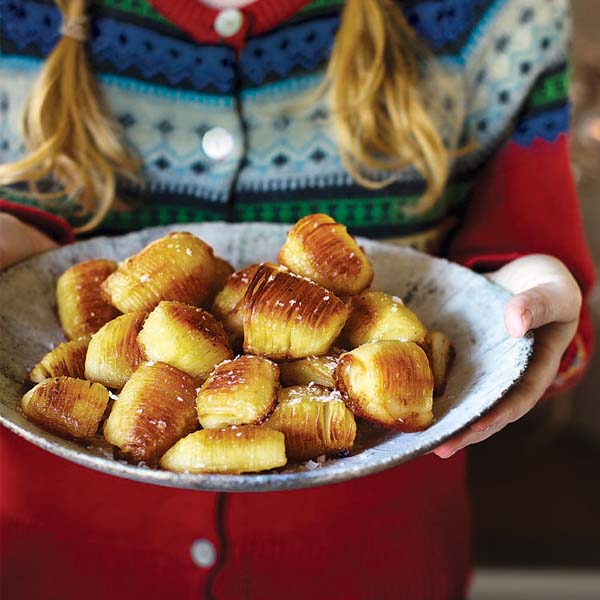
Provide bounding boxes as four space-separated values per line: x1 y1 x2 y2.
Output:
447 134 596 393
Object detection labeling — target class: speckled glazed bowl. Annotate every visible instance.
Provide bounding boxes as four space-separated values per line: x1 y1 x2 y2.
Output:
0 222 533 492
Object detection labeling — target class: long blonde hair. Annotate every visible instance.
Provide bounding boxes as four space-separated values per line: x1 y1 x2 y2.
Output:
0 0 448 231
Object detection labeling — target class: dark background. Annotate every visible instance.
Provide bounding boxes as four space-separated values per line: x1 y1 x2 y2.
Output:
468 2 600 596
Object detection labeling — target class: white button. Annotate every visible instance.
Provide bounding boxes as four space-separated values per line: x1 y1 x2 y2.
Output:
214 8 244 37
190 538 216 568
202 126 235 161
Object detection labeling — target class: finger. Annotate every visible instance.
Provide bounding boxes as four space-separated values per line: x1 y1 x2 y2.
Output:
488 254 577 295
504 281 581 337
434 329 564 458
433 420 505 458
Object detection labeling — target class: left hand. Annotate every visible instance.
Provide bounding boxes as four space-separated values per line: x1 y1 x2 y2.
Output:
433 254 582 458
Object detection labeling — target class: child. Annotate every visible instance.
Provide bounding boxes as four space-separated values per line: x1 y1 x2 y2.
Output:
0 1 595 598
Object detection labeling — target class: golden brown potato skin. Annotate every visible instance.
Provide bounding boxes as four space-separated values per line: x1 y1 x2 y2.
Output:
160 426 286 474
265 385 356 460
336 340 434 432
278 213 373 296
138 301 232 380
243 265 349 360
196 355 279 429
29 340 89 383
103 362 199 465
101 232 215 313
21 377 109 441
85 312 147 390
57 259 119 341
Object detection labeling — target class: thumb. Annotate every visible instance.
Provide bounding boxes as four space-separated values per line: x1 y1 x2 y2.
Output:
504 280 581 337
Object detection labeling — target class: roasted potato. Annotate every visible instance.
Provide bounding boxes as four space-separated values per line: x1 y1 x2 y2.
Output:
85 312 146 389
278 213 373 296
21 377 109 441
336 340 433 431
102 232 215 313
160 426 286 474
137 301 232 380
196 355 279 429
57 259 119 341
103 362 199 465
265 385 356 460
243 265 348 359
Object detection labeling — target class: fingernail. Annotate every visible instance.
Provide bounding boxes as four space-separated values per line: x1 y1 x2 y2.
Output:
522 309 532 333
507 311 525 337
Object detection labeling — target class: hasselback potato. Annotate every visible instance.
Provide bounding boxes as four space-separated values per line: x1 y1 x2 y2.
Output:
101 232 215 313
196 355 279 429
21 377 109 441
336 340 434 431
138 301 232 380
160 426 287 474
57 259 119 341
243 265 348 360
103 362 199 465
278 213 373 296
265 385 356 460
85 312 146 389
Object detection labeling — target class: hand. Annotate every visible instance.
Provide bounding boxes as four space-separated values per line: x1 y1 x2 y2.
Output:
433 254 582 458
0 213 58 270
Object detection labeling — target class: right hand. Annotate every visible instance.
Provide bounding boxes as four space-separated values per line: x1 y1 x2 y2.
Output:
0 213 57 270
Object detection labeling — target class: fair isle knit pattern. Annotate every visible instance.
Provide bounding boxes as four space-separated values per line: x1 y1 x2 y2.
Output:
0 0 570 242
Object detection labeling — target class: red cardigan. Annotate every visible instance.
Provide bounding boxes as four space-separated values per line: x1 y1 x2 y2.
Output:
0 132 595 600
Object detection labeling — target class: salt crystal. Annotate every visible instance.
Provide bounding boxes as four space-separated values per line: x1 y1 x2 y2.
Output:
186 248 193 256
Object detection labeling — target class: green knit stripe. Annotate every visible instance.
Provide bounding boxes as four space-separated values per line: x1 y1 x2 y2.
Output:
100 0 171 25
234 182 471 228
102 205 225 230
528 69 569 110
1 182 471 232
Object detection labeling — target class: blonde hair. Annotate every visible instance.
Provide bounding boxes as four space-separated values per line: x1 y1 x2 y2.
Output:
0 0 140 232
0 0 448 230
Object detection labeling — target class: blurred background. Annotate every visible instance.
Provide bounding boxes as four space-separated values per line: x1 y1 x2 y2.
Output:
468 2 600 597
